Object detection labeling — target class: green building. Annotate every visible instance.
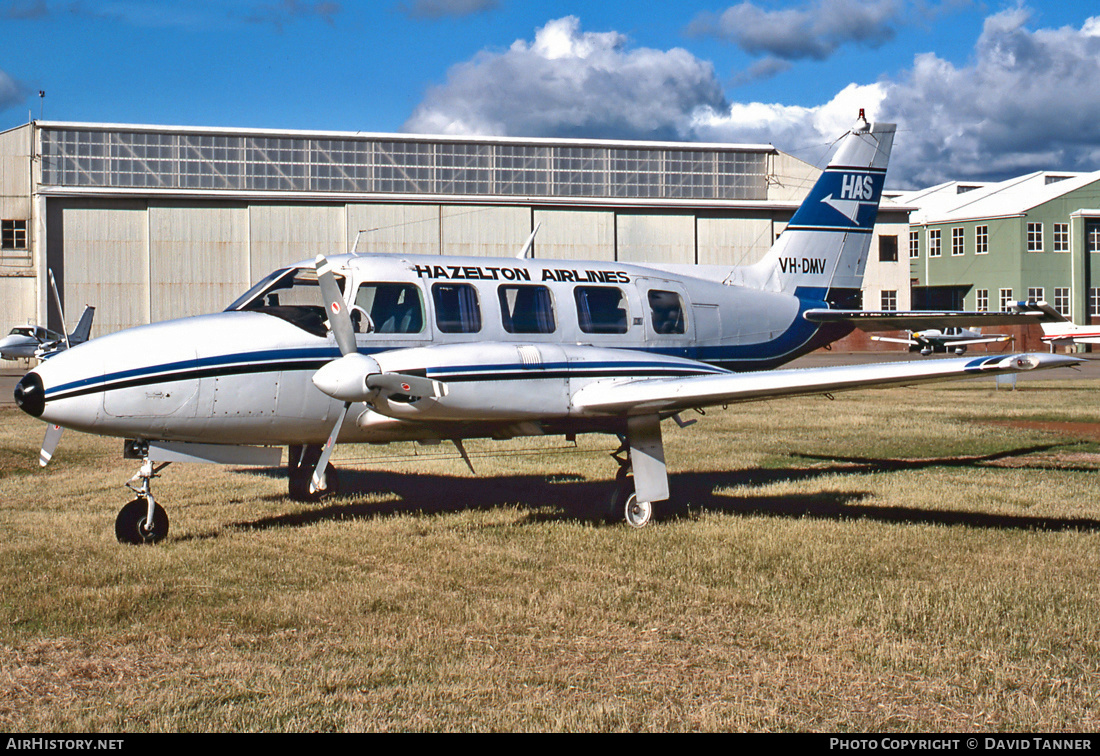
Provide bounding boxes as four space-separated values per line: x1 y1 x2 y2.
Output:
902 171 1100 328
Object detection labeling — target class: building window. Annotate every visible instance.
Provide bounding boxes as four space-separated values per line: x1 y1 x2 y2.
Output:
1028 287 1044 303
952 227 965 256
1088 224 1100 254
1027 222 1043 252
1091 288 1100 316
879 235 898 262
909 230 919 259
928 228 941 257
880 290 897 311
1053 223 1069 252
1054 287 1070 317
1 219 27 249
976 289 988 312
999 288 1014 312
975 225 988 255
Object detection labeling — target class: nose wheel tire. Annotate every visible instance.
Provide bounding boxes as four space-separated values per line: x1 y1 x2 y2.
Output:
115 498 169 545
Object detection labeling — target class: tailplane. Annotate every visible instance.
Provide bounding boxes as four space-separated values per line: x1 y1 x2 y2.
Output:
733 115 895 302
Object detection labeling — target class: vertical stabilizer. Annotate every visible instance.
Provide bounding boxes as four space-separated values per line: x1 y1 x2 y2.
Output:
68 306 95 345
735 117 895 299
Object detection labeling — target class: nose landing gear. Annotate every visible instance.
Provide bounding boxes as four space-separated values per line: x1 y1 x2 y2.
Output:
116 453 170 545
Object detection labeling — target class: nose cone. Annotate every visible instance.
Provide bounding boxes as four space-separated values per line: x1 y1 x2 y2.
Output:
14 371 44 417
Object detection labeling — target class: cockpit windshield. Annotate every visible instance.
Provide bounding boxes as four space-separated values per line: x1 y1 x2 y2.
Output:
225 266 345 337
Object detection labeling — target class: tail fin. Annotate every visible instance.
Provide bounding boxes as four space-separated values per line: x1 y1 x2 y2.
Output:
737 116 895 301
68 306 95 344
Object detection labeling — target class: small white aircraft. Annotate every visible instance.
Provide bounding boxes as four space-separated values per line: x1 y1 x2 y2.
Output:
871 327 1011 356
1038 305 1100 349
12 116 1081 543
0 271 95 360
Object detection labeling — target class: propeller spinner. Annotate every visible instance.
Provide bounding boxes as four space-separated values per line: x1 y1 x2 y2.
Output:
307 254 447 494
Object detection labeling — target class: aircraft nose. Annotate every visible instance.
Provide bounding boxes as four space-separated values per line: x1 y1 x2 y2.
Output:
14 371 44 418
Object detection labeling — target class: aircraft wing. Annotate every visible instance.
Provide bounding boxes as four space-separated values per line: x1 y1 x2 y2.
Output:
804 303 1060 332
869 335 919 345
944 335 1012 346
571 353 1080 416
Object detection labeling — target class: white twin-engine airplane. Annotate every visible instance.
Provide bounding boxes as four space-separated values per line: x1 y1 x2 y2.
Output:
13 117 1081 544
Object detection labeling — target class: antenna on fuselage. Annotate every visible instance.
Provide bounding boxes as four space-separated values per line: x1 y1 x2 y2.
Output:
350 229 367 256
516 222 541 259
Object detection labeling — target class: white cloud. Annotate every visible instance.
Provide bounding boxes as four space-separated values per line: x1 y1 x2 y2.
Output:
878 7 1100 186
687 0 903 61
402 16 728 141
403 8 1100 189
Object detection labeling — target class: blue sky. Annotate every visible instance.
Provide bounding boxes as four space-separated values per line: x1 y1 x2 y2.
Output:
3 1 1100 188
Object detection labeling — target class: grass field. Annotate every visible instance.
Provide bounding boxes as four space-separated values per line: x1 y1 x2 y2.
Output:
2 378 1100 732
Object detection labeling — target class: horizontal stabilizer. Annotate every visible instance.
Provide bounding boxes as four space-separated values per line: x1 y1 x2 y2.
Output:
805 304 1060 332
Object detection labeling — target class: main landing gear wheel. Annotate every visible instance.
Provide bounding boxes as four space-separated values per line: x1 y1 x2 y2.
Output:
288 444 339 502
115 498 169 545
608 470 655 528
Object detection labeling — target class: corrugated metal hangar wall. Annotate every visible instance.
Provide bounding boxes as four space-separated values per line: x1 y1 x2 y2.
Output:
0 121 910 339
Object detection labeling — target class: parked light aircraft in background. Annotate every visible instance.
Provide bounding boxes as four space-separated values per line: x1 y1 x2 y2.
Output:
870 327 1011 356
13 115 1081 544
1037 304 1100 349
0 271 95 360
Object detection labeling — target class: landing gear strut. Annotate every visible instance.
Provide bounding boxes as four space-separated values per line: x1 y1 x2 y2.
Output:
607 414 667 528
116 455 170 545
287 444 339 501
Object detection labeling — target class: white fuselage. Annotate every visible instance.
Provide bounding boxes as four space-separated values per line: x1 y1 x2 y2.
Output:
23 254 827 446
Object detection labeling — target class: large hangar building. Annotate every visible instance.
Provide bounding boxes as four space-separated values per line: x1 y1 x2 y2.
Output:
0 120 911 338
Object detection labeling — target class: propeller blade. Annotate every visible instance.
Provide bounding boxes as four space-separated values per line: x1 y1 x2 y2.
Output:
310 401 350 493
366 372 448 399
40 423 63 467
48 269 71 350
314 254 357 357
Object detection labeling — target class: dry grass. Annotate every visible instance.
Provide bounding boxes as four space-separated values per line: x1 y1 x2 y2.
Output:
2 378 1100 732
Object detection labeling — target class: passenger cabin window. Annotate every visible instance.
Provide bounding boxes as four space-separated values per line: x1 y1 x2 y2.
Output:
353 283 424 334
499 285 556 334
575 286 628 334
432 283 482 334
648 290 685 335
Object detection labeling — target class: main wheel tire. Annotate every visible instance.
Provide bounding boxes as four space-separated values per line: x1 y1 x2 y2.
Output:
623 492 654 529
607 474 655 527
115 498 169 545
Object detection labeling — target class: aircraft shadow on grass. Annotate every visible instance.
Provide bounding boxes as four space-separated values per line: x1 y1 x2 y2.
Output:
214 441 1100 538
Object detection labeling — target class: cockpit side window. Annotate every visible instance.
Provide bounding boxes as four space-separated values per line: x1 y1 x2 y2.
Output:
224 267 341 338
353 283 425 334
432 283 482 334
575 286 629 334
499 285 556 334
648 290 686 335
